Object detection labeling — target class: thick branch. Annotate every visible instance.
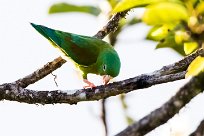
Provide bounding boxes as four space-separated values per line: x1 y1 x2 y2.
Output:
0 71 185 104
190 119 204 136
116 72 204 136
6 48 204 105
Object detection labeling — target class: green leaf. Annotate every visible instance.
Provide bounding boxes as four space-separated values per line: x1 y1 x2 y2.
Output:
49 3 101 16
186 56 204 77
196 1 204 15
184 42 198 55
112 0 166 13
156 30 185 56
146 24 174 41
107 0 120 8
143 2 188 25
112 0 183 13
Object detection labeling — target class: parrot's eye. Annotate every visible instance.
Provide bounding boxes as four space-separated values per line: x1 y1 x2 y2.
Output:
103 65 106 71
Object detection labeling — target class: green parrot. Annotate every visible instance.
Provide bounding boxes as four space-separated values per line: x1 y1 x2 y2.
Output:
31 23 121 88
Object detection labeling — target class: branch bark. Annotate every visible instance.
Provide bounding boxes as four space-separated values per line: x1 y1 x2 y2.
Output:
116 72 204 136
94 11 128 39
1 47 203 105
190 119 204 136
0 71 185 104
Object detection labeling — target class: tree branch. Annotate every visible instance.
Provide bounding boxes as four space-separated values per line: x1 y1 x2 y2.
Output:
101 99 108 136
15 57 66 88
190 119 204 136
94 11 128 39
4 48 203 105
0 71 185 104
116 72 204 136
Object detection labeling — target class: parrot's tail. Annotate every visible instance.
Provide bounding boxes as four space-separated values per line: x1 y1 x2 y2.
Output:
30 23 61 46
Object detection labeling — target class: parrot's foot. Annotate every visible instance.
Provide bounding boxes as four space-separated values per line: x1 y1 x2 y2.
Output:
102 75 112 85
83 79 96 88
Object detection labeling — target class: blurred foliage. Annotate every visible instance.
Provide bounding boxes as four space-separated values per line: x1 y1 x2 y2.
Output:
112 0 167 13
49 3 101 16
196 1 204 15
156 29 186 55
142 2 188 25
107 0 121 8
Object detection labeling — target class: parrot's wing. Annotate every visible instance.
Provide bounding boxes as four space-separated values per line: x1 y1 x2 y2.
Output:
31 23 101 66
60 33 101 66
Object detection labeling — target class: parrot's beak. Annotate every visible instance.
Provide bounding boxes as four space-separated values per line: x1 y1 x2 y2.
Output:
102 75 113 85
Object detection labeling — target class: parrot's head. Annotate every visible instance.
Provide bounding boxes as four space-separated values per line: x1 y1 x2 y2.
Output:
98 50 121 84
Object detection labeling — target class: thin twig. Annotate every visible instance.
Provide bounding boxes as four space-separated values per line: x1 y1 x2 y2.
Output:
51 72 58 87
116 72 204 136
101 99 108 136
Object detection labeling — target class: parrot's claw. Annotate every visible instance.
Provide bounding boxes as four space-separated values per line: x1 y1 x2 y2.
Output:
83 79 96 89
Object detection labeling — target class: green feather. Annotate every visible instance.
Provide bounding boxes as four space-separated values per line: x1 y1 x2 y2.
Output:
31 23 121 79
